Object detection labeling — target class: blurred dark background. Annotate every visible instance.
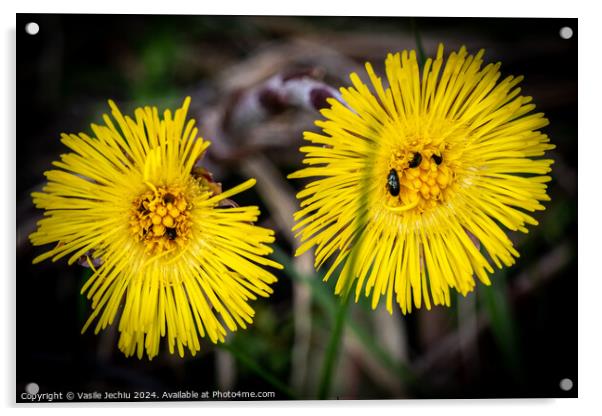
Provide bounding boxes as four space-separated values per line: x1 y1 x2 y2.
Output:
16 14 577 401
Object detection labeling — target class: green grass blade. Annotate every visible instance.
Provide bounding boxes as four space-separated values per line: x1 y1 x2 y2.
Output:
481 270 523 382
271 246 417 389
217 343 298 399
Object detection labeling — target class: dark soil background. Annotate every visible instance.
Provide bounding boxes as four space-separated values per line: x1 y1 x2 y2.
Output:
16 14 577 401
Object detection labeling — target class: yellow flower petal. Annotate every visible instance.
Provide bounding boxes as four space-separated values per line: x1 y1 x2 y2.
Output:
290 44 554 314
30 98 281 359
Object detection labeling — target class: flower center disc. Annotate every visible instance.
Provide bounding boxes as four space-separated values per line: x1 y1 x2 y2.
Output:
130 186 191 255
387 148 454 213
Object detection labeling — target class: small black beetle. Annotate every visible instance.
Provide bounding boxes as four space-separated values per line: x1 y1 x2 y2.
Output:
408 152 422 168
166 227 178 240
387 169 400 196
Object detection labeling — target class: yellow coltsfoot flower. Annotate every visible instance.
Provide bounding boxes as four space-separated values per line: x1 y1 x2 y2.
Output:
30 97 282 359
289 45 554 314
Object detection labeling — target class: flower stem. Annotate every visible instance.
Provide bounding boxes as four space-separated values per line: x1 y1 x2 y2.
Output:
481 270 523 384
218 343 297 399
272 245 417 386
317 289 352 399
